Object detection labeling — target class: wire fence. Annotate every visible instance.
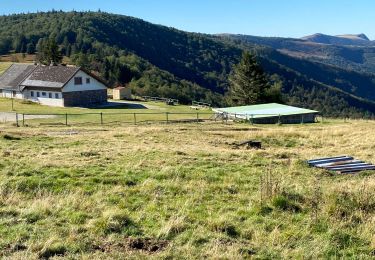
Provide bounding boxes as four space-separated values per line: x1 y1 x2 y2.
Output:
6 112 216 127
1 112 370 127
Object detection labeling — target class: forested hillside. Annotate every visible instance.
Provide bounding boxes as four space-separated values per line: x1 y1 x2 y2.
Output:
221 34 375 74
1 11 375 116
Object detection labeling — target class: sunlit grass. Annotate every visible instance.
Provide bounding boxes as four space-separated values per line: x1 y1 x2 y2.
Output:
0 119 374 258
0 62 11 75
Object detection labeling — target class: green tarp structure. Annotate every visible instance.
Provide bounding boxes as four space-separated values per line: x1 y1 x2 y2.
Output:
213 103 319 123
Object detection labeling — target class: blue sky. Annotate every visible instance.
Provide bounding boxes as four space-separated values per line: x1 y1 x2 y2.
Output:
0 0 373 39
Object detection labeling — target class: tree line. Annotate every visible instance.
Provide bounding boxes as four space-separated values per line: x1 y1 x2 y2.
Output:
1 11 375 116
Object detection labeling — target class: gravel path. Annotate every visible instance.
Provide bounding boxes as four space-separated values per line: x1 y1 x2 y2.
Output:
0 112 56 123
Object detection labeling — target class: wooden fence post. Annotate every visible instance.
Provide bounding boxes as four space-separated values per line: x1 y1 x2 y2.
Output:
65 113 68 126
15 113 19 127
22 113 25 127
166 112 169 124
100 112 103 125
133 113 137 125
196 113 199 123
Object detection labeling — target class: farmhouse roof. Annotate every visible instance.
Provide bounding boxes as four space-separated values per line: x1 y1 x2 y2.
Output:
0 63 109 91
21 65 80 89
22 65 108 89
28 65 80 83
114 86 126 90
0 64 36 91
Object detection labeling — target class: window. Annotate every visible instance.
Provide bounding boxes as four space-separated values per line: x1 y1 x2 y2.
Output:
48 93 52 98
31 91 34 97
37 92 40 97
86 78 91 84
74 77 83 85
55 93 59 99
42 92 46 97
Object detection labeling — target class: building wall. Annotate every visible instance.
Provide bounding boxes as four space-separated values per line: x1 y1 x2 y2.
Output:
218 112 317 124
113 88 131 100
252 114 317 124
63 70 107 93
0 90 23 99
63 89 107 107
23 89 64 107
62 70 107 107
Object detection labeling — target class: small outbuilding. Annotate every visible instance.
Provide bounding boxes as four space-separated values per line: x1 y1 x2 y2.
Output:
213 103 319 124
113 86 131 100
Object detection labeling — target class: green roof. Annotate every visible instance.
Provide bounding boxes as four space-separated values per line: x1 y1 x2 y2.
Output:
213 103 319 119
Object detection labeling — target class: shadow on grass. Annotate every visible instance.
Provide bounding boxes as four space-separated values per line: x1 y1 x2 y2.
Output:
93 101 148 110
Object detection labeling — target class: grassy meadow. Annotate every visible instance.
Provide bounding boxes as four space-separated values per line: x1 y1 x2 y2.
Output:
0 62 11 75
0 104 375 258
0 98 214 126
0 56 71 65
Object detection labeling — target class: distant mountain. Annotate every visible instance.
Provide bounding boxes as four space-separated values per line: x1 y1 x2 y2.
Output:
301 33 374 46
1 12 375 116
221 34 375 74
337 34 370 41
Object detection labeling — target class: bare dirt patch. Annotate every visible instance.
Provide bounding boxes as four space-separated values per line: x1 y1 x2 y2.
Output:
95 237 168 253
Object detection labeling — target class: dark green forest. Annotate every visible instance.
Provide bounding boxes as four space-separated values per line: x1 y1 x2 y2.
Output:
1 11 375 117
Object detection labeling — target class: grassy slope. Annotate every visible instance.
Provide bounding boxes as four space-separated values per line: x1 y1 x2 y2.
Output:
0 119 374 258
0 62 11 75
0 98 213 125
0 54 36 63
0 98 197 114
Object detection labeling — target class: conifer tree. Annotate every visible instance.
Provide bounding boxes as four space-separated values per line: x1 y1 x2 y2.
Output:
37 38 62 65
228 51 270 105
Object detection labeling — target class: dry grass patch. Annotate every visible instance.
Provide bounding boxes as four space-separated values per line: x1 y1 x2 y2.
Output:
0 121 375 258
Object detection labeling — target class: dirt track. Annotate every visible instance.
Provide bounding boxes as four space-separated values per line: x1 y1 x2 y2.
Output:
0 112 56 123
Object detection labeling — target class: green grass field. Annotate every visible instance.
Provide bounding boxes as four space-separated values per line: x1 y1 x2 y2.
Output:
0 98 214 126
0 62 11 75
0 97 199 113
0 105 375 258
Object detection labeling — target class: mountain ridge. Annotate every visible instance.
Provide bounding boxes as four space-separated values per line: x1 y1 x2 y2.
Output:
301 33 374 46
1 11 375 116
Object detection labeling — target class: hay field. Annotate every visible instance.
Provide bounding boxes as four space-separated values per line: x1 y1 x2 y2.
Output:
0 120 374 258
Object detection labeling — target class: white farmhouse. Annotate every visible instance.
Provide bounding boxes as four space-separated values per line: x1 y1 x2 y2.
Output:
0 64 108 107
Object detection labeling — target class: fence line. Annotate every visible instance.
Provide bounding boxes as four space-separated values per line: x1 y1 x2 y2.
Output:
5 112 372 127
13 112 216 127
142 96 179 105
